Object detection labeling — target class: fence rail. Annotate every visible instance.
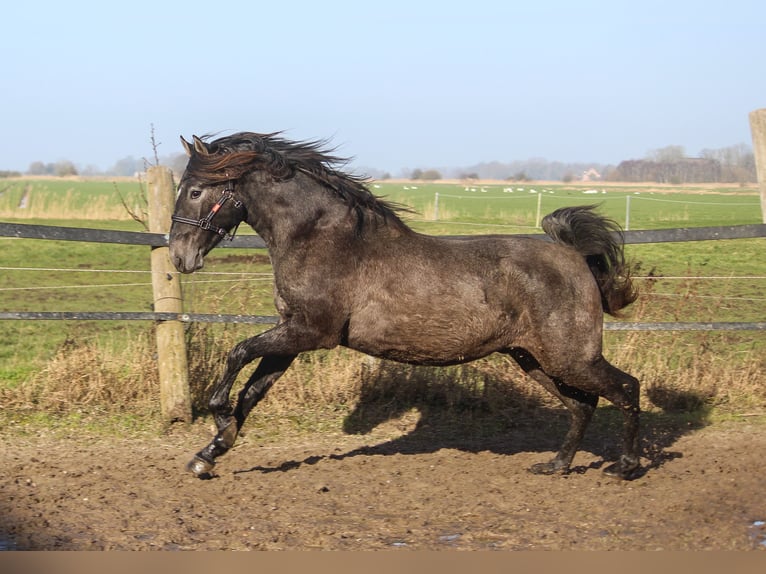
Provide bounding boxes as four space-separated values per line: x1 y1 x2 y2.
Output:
0 311 279 324
2 220 766 246
0 221 268 248
1 311 764 331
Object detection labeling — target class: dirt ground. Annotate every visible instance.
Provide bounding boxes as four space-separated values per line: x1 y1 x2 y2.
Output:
1 414 765 551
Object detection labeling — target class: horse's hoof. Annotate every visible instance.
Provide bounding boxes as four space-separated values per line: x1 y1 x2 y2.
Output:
186 455 215 478
528 461 566 475
602 458 639 480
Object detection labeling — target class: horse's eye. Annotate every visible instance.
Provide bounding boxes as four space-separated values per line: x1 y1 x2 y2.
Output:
190 189 202 199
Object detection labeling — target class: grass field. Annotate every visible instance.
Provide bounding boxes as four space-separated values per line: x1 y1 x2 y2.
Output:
372 181 763 232
2 177 761 228
0 177 764 431
0 177 145 221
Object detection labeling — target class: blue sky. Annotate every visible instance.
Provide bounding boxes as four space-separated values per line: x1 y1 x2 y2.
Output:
2 0 764 174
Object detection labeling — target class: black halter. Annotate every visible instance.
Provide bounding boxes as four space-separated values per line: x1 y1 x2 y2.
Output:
171 182 245 241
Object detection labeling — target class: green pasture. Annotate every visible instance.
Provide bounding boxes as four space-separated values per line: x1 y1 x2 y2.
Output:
370 181 763 233
0 178 147 221
0 177 764 419
1 177 761 229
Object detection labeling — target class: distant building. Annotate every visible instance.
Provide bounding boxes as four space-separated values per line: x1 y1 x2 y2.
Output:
581 168 602 182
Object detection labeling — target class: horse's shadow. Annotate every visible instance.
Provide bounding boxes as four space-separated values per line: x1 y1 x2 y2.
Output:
236 360 710 478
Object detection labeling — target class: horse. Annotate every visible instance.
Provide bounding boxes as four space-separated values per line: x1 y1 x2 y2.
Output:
169 132 641 480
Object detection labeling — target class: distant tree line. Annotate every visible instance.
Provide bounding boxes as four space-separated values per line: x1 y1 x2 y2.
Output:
7 143 756 185
609 144 756 184
103 154 188 177
609 158 722 184
458 158 610 182
410 168 443 180
11 154 190 179
27 160 79 177
401 143 756 184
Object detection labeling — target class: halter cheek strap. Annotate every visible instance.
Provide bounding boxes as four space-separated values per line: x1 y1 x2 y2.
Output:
171 184 245 241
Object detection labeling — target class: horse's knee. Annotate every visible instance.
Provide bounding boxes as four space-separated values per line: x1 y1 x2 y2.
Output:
620 372 640 401
597 362 639 409
208 383 234 416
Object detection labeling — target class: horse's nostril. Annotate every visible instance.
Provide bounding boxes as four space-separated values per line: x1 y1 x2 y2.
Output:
169 250 197 274
169 249 185 273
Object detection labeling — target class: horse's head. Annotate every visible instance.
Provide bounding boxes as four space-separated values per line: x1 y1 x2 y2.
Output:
169 136 247 273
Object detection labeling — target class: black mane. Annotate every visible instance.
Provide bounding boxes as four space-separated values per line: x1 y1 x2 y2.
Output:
185 132 410 231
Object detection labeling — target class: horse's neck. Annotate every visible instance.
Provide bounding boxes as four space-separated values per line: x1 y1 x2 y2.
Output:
242 174 356 249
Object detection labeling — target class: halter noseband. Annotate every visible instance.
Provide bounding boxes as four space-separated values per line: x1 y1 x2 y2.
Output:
171 183 245 241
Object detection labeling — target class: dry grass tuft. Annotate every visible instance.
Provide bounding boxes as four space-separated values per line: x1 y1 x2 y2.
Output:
2 333 160 415
2 323 764 428
607 329 766 414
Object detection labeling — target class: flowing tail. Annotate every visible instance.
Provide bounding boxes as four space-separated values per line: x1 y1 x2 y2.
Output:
542 205 638 317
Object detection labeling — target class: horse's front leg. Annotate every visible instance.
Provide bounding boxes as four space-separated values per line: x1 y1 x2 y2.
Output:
187 327 301 477
188 353 296 477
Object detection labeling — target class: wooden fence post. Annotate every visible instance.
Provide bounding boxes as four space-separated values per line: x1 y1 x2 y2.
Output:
147 166 192 423
535 191 542 228
749 108 766 223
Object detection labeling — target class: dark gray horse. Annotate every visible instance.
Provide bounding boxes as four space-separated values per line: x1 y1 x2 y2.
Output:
169 132 641 479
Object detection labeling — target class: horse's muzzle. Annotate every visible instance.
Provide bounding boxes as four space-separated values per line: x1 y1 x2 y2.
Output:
169 244 204 274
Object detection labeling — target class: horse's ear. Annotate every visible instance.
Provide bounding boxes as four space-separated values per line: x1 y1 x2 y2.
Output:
192 135 209 156
180 136 194 157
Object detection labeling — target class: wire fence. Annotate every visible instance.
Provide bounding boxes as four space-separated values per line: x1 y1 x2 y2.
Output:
1 220 765 331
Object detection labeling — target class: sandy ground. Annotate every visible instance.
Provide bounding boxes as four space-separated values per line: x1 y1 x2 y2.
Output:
1 413 765 551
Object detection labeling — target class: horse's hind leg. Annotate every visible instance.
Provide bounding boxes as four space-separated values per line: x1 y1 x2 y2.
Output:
506 348 598 475
509 349 641 479
187 354 296 477
588 357 640 479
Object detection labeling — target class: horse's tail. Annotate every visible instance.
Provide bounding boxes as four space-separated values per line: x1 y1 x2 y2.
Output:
542 205 638 317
